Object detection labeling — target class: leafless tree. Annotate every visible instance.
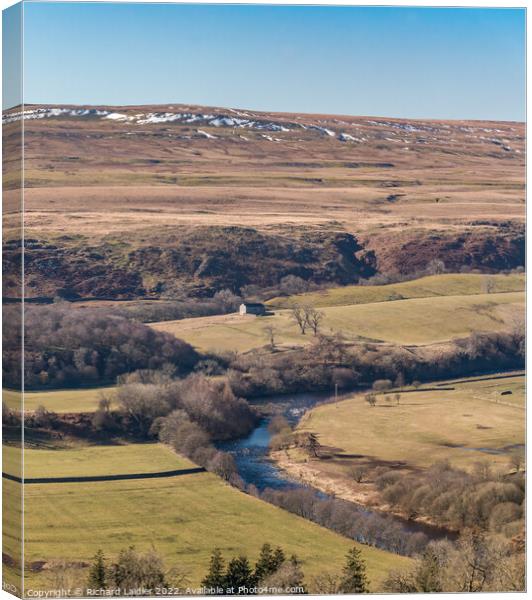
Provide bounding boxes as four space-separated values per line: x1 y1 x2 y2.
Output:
263 325 276 350
426 259 446 275
312 572 342 594
365 393 377 407
291 305 308 334
394 372 406 389
280 275 309 295
45 560 85 593
213 288 242 312
373 379 392 392
481 276 496 294
350 465 368 483
303 306 324 336
297 432 321 458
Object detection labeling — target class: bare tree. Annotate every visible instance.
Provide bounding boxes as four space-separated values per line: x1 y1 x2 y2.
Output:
263 325 276 350
365 393 377 408
45 560 85 594
350 465 368 483
213 289 242 312
426 259 446 275
373 379 392 392
312 572 342 594
291 305 308 335
481 276 496 295
304 306 324 336
298 432 321 458
280 275 309 295
394 372 406 389
394 393 401 405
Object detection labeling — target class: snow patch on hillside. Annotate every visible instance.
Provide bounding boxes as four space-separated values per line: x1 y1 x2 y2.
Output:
197 129 216 139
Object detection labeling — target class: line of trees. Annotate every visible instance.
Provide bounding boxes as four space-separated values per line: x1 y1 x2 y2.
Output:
57 542 369 596
255 486 429 557
15 373 258 481
201 544 305 595
45 532 525 596
226 327 524 399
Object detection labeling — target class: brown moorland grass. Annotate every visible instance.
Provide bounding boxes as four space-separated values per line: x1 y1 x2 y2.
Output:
4 104 523 244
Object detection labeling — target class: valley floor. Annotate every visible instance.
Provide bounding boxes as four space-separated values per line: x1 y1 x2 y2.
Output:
271 372 525 527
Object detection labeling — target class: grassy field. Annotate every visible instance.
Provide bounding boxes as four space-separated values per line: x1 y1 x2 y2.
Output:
297 373 525 472
3 476 22 594
3 443 193 479
3 386 115 413
153 290 524 352
268 273 525 309
11 444 409 592
435 374 525 408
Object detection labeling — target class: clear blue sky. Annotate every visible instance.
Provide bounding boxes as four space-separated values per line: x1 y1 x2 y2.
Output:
12 3 527 120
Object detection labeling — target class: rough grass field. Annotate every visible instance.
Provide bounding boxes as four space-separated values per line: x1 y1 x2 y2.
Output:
268 273 525 308
153 290 524 352
7 107 524 247
12 445 409 591
297 373 525 472
4 106 524 305
3 386 115 413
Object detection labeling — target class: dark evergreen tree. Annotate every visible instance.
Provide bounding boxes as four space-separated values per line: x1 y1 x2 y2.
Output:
254 544 286 582
339 547 369 593
87 549 107 590
202 548 226 591
272 547 286 571
254 544 275 581
224 555 256 592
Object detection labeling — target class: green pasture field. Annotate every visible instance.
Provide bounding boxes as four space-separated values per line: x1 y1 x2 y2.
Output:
2 387 115 413
153 291 524 352
3 443 193 479
8 444 410 592
268 273 525 309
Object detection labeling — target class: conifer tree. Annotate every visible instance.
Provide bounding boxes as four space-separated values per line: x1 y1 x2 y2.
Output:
224 555 256 590
202 548 226 590
339 546 369 593
255 544 286 582
87 549 107 590
272 547 286 571
254 544 275 581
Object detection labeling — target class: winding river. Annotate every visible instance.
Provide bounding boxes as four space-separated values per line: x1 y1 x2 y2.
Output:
218 391 455 544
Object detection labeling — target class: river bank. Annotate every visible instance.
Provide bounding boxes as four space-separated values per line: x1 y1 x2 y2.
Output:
270 448 455 536
218 391 456 549
266 371 524 540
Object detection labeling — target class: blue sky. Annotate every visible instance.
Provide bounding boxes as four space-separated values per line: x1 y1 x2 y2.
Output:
10 3 527 120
